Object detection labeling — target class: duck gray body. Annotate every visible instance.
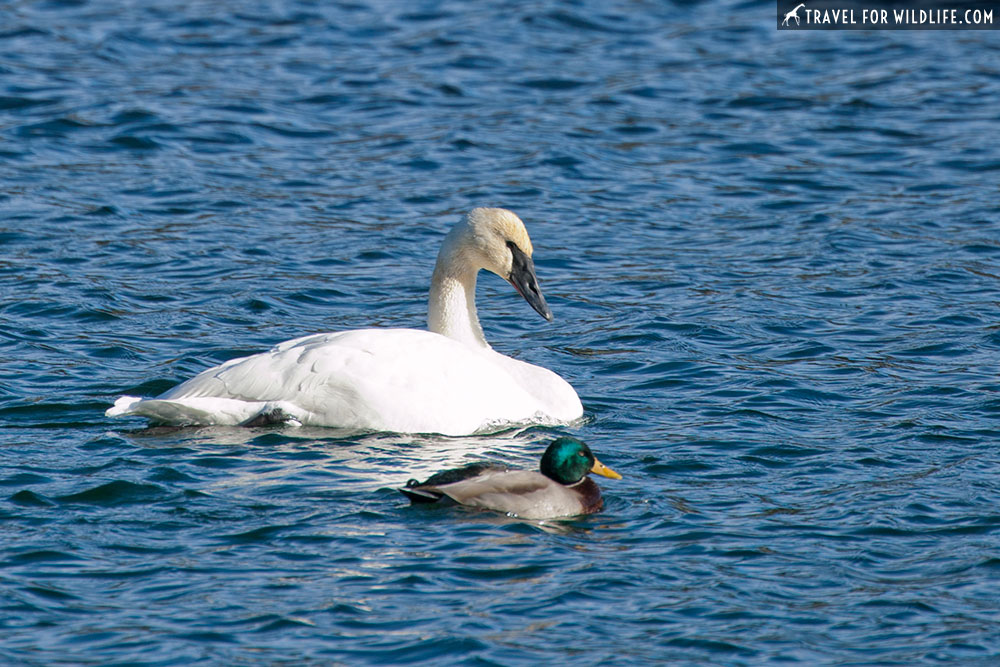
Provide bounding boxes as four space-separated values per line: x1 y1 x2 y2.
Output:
400 437 619 520
403 469 603 520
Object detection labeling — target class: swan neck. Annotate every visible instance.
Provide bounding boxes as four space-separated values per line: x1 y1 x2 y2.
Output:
428 237 490 349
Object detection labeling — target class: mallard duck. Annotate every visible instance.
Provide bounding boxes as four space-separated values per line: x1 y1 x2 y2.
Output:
400 437 621 519
106 207 583 435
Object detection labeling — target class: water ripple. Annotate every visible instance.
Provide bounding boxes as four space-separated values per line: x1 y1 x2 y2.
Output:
1 0 999 664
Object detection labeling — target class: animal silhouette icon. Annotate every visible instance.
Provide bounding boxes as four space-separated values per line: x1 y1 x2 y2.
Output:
782 3 806 25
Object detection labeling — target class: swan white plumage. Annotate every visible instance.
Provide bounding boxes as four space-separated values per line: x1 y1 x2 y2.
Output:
106 207 584 435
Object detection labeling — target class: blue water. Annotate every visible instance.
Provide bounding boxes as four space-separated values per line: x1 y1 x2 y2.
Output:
3 0 1000 663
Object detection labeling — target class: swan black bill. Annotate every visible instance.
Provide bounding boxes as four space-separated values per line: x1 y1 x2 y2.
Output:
507 241 553 321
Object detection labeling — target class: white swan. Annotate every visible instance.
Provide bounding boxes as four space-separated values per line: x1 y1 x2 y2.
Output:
106 207 584 435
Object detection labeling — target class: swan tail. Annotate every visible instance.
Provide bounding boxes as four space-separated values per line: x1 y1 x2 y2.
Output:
105 396 301 427
106 395 143 417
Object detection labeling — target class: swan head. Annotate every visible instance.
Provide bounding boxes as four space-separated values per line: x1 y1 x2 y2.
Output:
540 437 622 485
463 207 553 321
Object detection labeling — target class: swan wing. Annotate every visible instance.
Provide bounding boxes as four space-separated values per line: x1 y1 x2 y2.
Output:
126 329 540 434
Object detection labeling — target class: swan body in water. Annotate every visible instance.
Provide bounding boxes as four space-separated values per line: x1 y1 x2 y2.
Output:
107 207 584 435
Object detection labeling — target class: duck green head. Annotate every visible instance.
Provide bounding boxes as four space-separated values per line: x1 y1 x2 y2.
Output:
539 437 622 485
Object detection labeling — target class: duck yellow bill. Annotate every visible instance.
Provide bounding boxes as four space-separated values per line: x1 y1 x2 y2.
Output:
590 457 622 480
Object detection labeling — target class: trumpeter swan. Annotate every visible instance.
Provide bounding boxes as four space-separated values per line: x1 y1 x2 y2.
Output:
106 208 584 435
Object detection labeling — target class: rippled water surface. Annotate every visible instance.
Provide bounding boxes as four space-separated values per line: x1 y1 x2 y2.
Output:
3 0 1000 663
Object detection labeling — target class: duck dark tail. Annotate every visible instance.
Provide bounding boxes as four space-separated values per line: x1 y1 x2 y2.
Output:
399 485 444 504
